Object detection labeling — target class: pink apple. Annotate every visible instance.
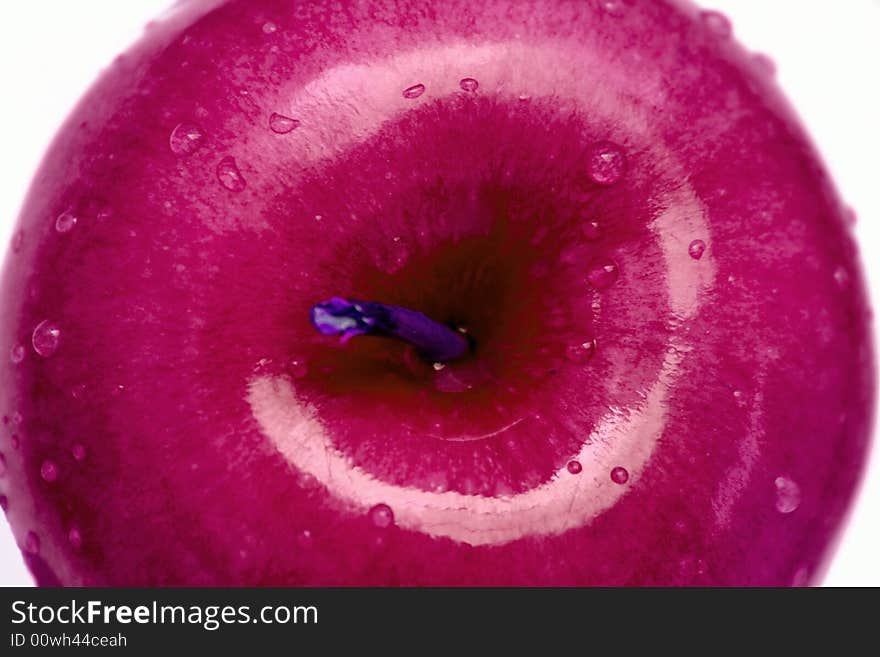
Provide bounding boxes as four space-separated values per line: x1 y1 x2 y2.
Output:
0 0 875 586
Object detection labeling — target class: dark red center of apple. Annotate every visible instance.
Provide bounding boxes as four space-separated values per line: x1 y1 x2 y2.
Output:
233 92 675 498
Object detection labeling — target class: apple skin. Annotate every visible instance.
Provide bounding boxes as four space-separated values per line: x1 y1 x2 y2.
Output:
0 0 874 586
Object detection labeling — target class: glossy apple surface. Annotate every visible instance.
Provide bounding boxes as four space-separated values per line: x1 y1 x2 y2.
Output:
0 0 874 585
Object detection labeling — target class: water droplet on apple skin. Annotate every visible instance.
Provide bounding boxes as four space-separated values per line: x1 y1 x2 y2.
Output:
688 239 706 260
168 122 205 155
774 476 801 514
587 141 626 185
32 320 61 357
262 21 277 34
10 344 25 364
567 460 583 474
459 77 479 92
216 156 247 192
700 10 732 38
587 257 619 289
40 459 59 483
369 503 394 528
55 210 78 233
565 340 596 363
610 466 629 484
269 112 300 134
402 83 426 99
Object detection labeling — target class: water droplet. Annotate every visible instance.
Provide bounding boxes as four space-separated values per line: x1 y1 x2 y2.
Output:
700 10 732 38
24 531 40 554
753 53 776 76
567 460 583 474
71 444 86 462
587 257 619 289
565 339 596 363
68 526 83 549
216 156 246 192
32 320 61 357
610 466 629 484
262 21 277 34
582 220 602 241
0 495 7 512
40 459 59 483
269 112 300 134
774 476 801 514
368 503 394 528
833 266 849 288
402 83 425 99
459 77 479 92
71 383 87 400
688 239 706 260
0 452 6 476
432 362 446 371
11 230 24 253
517 94 531 102
55 210 78 233
168 122 205 155
587 141 626 185
10 344 25 364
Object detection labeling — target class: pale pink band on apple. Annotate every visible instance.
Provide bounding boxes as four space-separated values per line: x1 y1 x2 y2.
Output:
245 42 721 546
247 186 717 545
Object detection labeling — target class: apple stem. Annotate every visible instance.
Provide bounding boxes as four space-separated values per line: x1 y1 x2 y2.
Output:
310 297 470 363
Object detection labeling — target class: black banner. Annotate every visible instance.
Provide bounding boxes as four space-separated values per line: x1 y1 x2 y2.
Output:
0 587 870 650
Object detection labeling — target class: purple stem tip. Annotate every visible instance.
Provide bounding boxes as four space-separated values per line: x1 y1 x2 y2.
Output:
310 297 469 363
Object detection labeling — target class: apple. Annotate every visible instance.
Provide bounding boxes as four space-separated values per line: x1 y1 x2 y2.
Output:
0 0 875 586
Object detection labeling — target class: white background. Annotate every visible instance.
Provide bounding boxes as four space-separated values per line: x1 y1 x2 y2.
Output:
0 0 877 586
